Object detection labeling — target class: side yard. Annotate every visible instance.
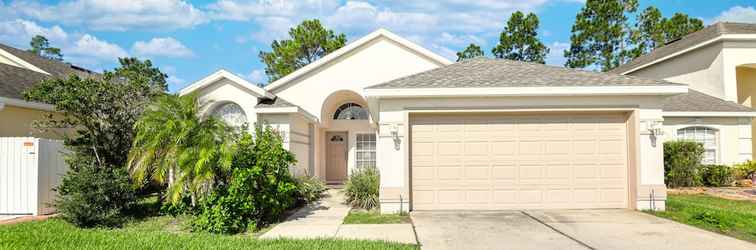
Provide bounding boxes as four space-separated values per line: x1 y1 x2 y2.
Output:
647 193 756 243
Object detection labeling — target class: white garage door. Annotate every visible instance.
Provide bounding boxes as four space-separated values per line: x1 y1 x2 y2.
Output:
410 113 628 210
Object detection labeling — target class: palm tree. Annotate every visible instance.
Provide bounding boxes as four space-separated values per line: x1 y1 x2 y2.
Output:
128 94 235 204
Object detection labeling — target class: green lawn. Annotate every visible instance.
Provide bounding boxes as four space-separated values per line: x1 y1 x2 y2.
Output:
0 217 416 250
646 193 756 243
343 210 411 224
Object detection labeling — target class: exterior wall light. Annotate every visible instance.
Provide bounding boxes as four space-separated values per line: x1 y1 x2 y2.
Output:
390 124 400 150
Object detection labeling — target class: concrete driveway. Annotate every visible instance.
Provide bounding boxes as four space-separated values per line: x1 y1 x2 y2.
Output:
411 210 755 250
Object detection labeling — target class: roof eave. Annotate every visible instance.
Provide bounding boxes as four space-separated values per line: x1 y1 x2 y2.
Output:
256 106 319 123
0 97 55 111
663 111 756 117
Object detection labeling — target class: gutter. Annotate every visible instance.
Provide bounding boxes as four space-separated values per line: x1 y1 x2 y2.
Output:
0 97 55 111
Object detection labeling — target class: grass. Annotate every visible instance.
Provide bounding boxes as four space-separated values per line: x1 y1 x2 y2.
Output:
646 193 756 243
343 210 411 224
0 218 417 250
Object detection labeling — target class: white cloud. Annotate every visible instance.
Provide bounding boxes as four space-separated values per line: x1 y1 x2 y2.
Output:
243 69 266 84
545 41 569 66
715 6 756 23
68 34 128 60
132 37 194 58
0 19 68 47
6 0 207 31
0 19 126 70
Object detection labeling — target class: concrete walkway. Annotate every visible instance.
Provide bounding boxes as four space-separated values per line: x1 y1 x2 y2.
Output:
260 189 416 244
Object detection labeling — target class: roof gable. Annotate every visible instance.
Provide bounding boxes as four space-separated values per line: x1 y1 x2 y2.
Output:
612 22 756 74
263 28 451 92
179 69 274 99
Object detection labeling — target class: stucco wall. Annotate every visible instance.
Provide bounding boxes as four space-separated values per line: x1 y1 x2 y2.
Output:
374 95 670 212
0 106 62 139
270 36 444 122
258 113 313 177
663 117 752 165
630 42 725 99
736 67 756 153
196 78 260 127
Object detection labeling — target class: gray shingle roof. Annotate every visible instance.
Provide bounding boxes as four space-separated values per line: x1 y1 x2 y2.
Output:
662 89 753 113
255 96 297 108
0 64 49 99
611 22 756 74
367 57 680 89
0 43 96 100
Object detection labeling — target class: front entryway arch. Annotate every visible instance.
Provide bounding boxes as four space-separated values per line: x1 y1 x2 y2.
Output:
319 90 376 184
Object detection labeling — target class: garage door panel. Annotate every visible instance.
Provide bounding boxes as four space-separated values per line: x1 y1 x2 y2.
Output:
411 113 628 210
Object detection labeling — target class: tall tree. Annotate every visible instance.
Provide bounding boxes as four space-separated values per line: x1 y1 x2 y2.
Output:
564 0 638 71
259 19 346 82
627 7 703 59
28 35 63 61
25 58 167 168
492 11 549 63
456 43 484 61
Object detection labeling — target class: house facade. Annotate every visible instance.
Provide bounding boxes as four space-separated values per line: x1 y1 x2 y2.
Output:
0 43 92 139
612 22 756 166
182 27 754 213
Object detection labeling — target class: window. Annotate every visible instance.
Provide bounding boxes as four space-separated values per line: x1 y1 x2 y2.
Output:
333 103 368 120
212 102 247 127
355 133 376 168
677 126 718 164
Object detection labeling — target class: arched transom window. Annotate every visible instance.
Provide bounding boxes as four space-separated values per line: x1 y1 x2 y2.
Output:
212 102 247 127
677 126 718 164
333 103 368 120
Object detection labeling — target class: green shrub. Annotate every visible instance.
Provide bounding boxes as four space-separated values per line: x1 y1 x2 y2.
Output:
191 127 298 234
191 189 248 234
160 195 192 217
295 175 327 204
344 166 380 210
664 140 704 188
699 165 733 187
55 157 136 228
733 161 756 180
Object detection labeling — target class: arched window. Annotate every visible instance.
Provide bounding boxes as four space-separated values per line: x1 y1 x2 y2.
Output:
677 126 718 164
333 103 368 120
211 102 247 127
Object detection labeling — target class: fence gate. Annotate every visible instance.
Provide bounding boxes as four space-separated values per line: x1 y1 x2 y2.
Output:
0 137 66 215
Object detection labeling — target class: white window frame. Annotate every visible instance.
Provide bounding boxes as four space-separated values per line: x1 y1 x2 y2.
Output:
676 126 720 164
355 133 376 168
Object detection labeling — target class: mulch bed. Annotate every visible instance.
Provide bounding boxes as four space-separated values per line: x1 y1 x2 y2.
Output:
668 187 756 202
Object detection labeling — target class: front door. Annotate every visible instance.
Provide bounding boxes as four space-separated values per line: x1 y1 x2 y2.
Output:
326 132 348 183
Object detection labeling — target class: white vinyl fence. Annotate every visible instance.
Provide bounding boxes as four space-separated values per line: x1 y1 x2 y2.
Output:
0 137 67 215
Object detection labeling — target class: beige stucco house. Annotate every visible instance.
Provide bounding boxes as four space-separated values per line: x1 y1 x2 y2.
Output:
0 43 92 139
181 27 754 213
612 22 756 166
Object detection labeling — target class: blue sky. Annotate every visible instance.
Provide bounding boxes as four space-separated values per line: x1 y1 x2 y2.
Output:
1 0 755 92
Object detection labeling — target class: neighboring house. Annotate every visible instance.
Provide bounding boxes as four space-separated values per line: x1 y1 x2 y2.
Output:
613 22 756 166
181 28 753 213
0 43 89 215
0 43 92 138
